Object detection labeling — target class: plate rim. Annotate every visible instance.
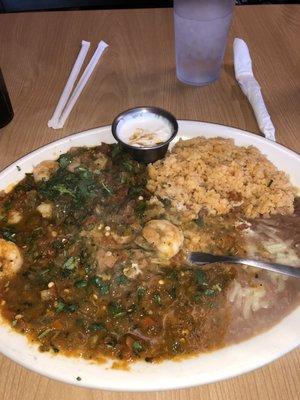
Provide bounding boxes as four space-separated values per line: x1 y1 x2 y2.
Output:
1 121 299 176
0 120 299 391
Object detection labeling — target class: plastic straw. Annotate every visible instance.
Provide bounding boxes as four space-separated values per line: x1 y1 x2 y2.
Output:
48 40 90 128
53 41 108 129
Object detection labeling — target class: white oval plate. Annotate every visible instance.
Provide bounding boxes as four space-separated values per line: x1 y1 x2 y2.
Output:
0 121 299 392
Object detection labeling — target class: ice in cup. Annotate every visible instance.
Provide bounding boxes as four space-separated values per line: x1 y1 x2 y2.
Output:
174 0 234 86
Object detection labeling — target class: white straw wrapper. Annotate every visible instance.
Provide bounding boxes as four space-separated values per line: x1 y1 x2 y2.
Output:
52 41 109 129
233 38 276 142
48 40 90 128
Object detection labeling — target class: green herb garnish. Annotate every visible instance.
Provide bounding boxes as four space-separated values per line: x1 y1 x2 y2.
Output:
74 279 88 288
111 144 123 158
67 303 78 313
115 274 129 285
153 293 162 305
53 184 76 198
1 227 17 242
128 186 144 197
122 160 135 172
38 328 53 339
168 287 177 299
58 153 73 168
108 301 126 318
55 299 66 313
195 269 206 285
89 322 106 332
194 294 202 303
91 276 110 295
137 286 146 300
135 201 147 218
204 289 215 296
63 256 80 271
132 341 143 354
100 181 113 196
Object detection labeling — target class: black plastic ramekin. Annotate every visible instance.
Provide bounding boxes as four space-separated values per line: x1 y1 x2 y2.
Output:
111 106 178 163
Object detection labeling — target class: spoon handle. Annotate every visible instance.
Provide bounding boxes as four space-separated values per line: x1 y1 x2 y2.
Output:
188 252 300 279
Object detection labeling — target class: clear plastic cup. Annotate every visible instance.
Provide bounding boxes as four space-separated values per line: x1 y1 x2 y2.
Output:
174 0 234 86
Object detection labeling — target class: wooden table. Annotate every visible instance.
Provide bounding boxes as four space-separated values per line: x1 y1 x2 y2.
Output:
0 5 299 400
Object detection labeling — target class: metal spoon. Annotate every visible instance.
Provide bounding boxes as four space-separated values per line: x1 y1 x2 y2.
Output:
188 252 300 279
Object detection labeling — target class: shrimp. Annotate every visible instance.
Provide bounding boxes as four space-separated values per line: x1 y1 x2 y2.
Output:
7 210 22 224
0 239 23 278
36 202 53 218
142 219 184 259
33 160 59 182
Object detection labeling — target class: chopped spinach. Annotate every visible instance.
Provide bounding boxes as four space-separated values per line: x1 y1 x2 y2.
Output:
38 167 97 211
194 294 202 303
166 270 178 281
67 303 78 313
122 160 135 172
91 276 110 295
55 299 66 313
128 186 144 197
53 184 76 198
110 144 123 158
89 322 106 332
195 269 206 285
74 166 93 180
0 213 6 222
135 201 147 218
3 200 11 211
74 279 88 288
132 341 143 354
115 274 129 285
137 286 146 301
153 293 162 305
108 301 126 318
55 300 78 313
52 240 65 250
0 227 17 242
38 328 53 339
168 287 177 299
204 289 215 296
63 256 80 271
58 153 73 168
100 181 113 196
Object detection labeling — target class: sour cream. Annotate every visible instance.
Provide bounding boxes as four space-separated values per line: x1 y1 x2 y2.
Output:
117 114 173 148
111 107 178 163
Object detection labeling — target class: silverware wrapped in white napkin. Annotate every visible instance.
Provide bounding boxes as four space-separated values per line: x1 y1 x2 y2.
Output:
233 38 276 142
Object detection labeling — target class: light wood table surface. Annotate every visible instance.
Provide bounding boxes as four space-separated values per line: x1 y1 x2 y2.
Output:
0 5 299 400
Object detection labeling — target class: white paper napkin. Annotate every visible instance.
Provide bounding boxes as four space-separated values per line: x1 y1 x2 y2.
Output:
233 38 276 141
